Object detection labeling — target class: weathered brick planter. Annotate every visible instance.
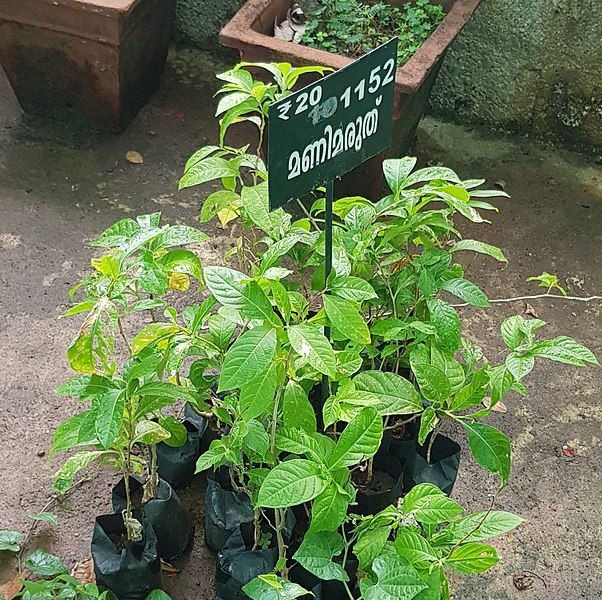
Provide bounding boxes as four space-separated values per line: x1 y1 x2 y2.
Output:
0 0 175 132
221 0 481 196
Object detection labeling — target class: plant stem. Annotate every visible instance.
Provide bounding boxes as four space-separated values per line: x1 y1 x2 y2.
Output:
275 508 288 576
426 423 441 464
252 509 262 551
117 317 133 356
143 445 159 503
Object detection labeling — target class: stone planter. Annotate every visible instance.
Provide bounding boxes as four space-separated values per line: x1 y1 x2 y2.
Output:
0 0 176 132
220 0 481 196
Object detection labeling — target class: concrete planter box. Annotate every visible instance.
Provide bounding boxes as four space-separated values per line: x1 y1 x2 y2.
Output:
221 0 481 196
0 0 176 132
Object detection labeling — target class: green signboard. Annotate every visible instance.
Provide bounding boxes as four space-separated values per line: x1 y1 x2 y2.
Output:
268 38 398 210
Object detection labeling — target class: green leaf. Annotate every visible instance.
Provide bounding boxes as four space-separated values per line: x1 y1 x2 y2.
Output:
91 218 140 248
24 550 68 576
505 352 534 381
241 280 276 322
154 225 209 248
310 484 349 533
95 390 124 449
219 325 277 390
195 441 229 473
54 375 92 397
67 333 96 374
353 371 422 415
328 407 383 469
417 406 437 445
450 369 489 411
440 278 490 308
241 182 281 237
324 295 370 344
0 531 23 553
239 364 278 419
293 531 348 581
450 239 507 262
179 156 238 190
383 157 417 193
360 555 428 600
208 313 237 350
489 365 514 403
145 591 173 600
133 420 171 445
270 280 292 324
403 484 463 525
393 529 438 567
242 574 309 600
446 543 499 574
136 381 196 403
282 381 317 433
159 416 189 447
53 451 108 493
91 255 120 278
533 336 598 366
331 276 378 302
201 189 240 223
462 422 511 488
204 266 247 311
427 298 460 353
28 512 59 526
158 249 203 281
51 410 92 456
355 526 392 571
410 352 451 405
132 322 180 354
257 459 327 508
446 511 522 543
288 324 336 377
500 315 524 350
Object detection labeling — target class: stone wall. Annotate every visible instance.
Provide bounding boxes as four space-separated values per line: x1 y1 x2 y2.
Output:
174 0 245 54
428 0 601 155
174 0 601 155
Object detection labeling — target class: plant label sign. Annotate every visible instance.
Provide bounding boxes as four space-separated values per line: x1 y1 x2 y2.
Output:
268 38 398 210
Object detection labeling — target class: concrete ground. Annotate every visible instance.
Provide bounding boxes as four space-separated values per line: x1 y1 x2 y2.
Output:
0 47 600 600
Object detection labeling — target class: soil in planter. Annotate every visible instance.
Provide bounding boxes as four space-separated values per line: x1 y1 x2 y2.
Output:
157 419 202 489
112 476 194 561
92 510 161 600
403 433 461 496
353 455 403 515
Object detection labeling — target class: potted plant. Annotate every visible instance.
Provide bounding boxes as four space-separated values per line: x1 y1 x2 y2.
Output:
50 215 210 596
175 60 596 599
219 0 483 196
49 60 598 600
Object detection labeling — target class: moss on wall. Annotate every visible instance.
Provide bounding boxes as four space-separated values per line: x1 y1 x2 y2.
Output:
174 0 246 54
429 0 601 155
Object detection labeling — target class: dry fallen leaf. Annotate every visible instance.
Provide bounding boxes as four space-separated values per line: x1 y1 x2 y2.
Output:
483 397 508 413
70 557 95 585
125 150 144 164
161 560 181 575
493 179 507 191
524 302 538 318
513 571 534 591
0 572 25 600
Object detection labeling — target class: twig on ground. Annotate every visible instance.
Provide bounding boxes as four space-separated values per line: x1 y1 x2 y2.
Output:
452 293 602 307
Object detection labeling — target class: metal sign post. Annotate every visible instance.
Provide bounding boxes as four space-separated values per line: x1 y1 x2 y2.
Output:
267 39 398 400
